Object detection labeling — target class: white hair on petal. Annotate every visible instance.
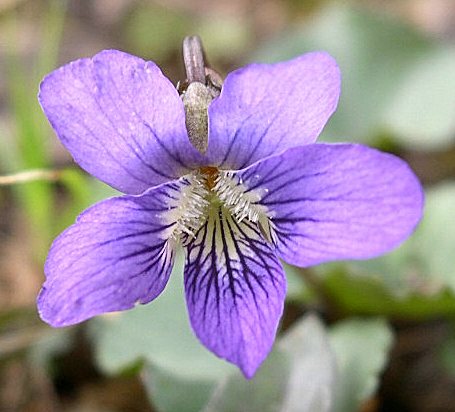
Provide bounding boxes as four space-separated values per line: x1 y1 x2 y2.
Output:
162 169 276 245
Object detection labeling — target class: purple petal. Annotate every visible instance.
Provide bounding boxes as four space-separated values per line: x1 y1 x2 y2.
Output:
182 205 286 378
37 181 183 326
205 52 340 169
234 143 423 266
39 50 204 194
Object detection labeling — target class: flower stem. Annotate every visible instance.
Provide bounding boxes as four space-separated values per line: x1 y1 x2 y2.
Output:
0 169 63 185
183 35 206 85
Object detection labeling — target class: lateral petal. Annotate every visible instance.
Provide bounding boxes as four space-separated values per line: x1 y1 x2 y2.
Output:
39 50 204 194
37 181 184 327
206 52 340 169
182 205 286 378
233 143 423 267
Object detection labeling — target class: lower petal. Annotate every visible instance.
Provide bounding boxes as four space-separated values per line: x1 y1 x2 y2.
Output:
38 183 181 327
182 205 286 378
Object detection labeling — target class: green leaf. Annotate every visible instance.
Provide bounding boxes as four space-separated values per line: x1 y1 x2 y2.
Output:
142 363 216 412
321 268 455 319
203 350 289 412
329 318 394 412
405 183 455 294
204 315 335 412
383 47 455 148
252 3 455 149
283 262 310 302
279 315 335 412
334 238 420 297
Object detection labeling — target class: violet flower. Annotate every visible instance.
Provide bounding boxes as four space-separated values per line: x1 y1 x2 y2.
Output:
37 46 423 378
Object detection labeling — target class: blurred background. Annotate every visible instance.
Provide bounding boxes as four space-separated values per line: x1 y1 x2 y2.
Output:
1 0 455 411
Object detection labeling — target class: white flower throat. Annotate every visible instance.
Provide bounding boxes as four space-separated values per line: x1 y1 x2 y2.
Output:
163 166 275 244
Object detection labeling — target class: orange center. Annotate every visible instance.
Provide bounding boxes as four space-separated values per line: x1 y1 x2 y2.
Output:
199 166 219 190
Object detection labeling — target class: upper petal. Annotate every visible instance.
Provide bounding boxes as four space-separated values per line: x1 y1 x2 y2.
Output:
205 52 340 169
182 205 286 378
37 181 183 327
39 50 204 194
233 143 423 267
